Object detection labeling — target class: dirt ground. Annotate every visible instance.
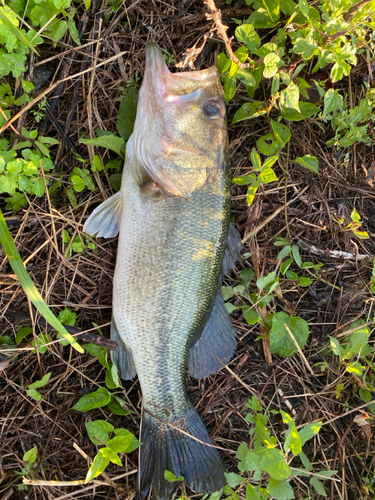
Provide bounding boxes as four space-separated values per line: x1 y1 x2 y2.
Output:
1 1 375 499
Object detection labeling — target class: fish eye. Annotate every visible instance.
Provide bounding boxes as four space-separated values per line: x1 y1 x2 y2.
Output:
203 101 222 118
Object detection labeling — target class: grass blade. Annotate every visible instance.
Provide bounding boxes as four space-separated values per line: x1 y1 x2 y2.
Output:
0 209 84 353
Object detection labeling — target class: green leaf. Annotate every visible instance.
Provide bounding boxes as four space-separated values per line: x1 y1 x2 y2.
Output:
281 82 300 111
240 268 255 286
269 311 309 357
295 155 319 174
257 271 277 292
73 387 111 412
277 245 291 261
28 372 51 389
217 53 230 74
263 53 281 78
235 23 261 53
16 326 32 343
292 36 319 59
85 420 114 445
251 148 261 171
0 210 84 353
257 134 279 155
117 87 138 142
106 434 135 453
245 482 261 499
92 154 104 172
281 102 319 121
299 277 312 287
109 173 122 191
291 245 301 267
113 428 141 452
233 101 265 124
0 7 39 56
84 343 109 369
267 478 295 499
328 336 343 358
299 421 322 445
259 167 278 183
359 389 372 403
79 135 125 158
108 395 131 416
31 333 50 354
351 208 361 223
58 308 76 326
224 75 237 102
323 88 344 115
346 362 364 374
284 422 302 455
23 446 37 464
242 306 260 325
70 174 85 192
309 478 327 497
260 448 291 480
164 470 184 482
85 449 110 482
272 121 292 149
225 472 243 488
299 451 313 471
285 268 298 280
27 388 42 401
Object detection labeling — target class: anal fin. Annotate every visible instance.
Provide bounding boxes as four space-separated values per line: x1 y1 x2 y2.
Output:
188 292 236 379
83 191 123 238
110 316 137 380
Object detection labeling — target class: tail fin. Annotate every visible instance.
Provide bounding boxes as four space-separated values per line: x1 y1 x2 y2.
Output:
137 408 226 500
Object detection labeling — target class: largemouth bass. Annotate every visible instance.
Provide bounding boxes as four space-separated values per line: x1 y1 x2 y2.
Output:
84 43 241 500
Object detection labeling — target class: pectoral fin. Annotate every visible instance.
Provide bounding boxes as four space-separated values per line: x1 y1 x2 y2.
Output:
110 316 137 380
83 191 123 238
188 292 236 379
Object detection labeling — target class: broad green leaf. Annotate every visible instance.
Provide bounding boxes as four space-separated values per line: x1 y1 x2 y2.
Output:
359 389 372 403
242 306 260 325
0 210 84 353
299 421 322 445
23 446 37 464
299 451 313 470
240 267 255 286
269 311 309 357
237 69 256 87
16 326 32 343
351 208 361 223
298 0 309 16
164 470 184 482
271 120 291 147
277 245 291 260
346 362 364 374
350 329 372 356
70 174 84 192
257 271 277 292
262 155 278 169
352 229 369 239
108 395 132 416
232 174 257 185
233 102 265 123
257 134 279 155
260 448 291 480
235 45 249 63
28 372 51 389
292 36 319 59
299 277 313 287
286 270 299 280
281 102 319 121
85 449 110 482
323 88 344 115
113 428 141 452
295 155 319 174
106 435 134 453
73 387 111 412
27 388 42 401
246 482 262 500
208 489 223 500
85 420 114 445
221 286 235 301
225 302 240 314
0 7 39 55
225 472 243 488
261 0 280 23
259 167 278 183
281 82 300 111
79 135 125 158
217 53 230 74
267 478 295 499
92 154 104 172
284 422 302 455
117 87 138 142
84 343 109 369
235 23 261 53
263 52 281 78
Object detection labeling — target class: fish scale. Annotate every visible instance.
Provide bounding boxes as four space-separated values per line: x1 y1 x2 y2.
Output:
83 42 241 500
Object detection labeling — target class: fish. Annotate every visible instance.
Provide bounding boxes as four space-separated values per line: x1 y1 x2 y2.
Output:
83 42 241 500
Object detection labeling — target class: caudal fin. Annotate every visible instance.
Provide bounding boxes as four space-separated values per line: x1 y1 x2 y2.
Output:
137 408 226 500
